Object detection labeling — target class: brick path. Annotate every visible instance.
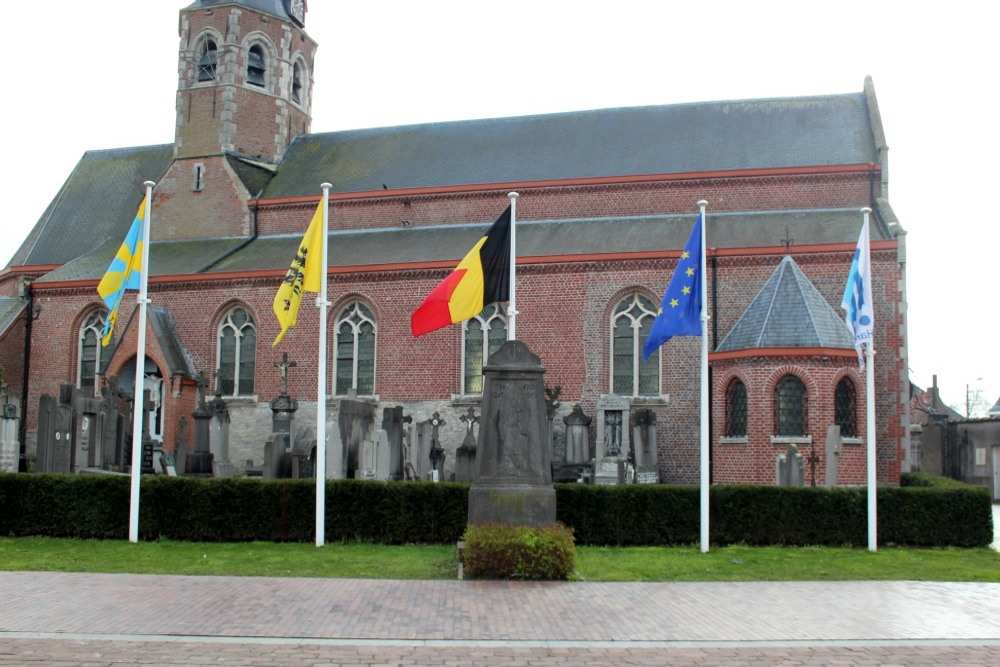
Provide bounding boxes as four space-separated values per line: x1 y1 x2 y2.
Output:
2 572 999 666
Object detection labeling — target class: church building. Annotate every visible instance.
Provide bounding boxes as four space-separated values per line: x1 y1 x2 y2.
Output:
0 0 910 486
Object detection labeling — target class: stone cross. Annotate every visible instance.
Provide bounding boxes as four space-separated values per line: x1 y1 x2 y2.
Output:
460 406 479 439
274 352 297 396
195 371 209 408
429 411 446 471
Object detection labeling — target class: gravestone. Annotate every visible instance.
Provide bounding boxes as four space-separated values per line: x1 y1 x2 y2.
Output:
290 438 315 478
338 390 376 479
270 353 299 451
139 390 157 475
401 418 420 480
824 425 843 488
632 408 659 484
553 404 592 483
35 393 57 473
0 396 18 473
454 407 479 483
263 433 289 479
325 417 343 479
381 406 411 481
427 412 446 482
594 394 631 485
208 387 234 478
374 429 391 480
412 419 433 481
468 340 556 527
187 373 215 476
98 378 126 470
776 443 805 486
174 416 189 474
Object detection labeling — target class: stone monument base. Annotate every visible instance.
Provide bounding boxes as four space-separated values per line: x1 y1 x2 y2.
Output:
594 457 627 485
468 483 556 528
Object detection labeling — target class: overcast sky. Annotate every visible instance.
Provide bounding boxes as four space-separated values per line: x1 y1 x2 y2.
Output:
3 1 996 413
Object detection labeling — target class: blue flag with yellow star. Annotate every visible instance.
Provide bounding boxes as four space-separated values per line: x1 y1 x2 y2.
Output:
643 213 703 360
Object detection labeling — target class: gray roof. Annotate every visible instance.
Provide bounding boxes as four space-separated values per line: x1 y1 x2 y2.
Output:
265 93 877 197
148 307 197 379
9 145 173 268
185 0 293 21
0 297 25 339
716 255 855 352
35 209 883 282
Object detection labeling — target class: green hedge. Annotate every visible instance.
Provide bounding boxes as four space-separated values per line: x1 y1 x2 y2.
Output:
0 473 992 547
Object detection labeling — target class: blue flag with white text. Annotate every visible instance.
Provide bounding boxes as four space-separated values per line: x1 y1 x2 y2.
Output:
643 213 703 361
840 218 874 368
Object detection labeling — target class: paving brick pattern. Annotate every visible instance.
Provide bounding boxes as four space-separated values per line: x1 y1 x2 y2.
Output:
2 572 999 665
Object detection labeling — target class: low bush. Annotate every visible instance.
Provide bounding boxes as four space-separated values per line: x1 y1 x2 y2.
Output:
462 521 577 580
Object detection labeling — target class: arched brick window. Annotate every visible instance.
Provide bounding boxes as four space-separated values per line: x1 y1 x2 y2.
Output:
334 301 376 395
247 44 266 87
217 307 256 396
725 378 747 437
774 374 807 436
197 38 218 82
78 310 113 396
292 60 305 104
611 294 660 396
835 377 857 438
463 303 507 394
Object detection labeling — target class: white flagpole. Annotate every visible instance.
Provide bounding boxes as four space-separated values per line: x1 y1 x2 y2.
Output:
862 206 877 552
315 183 332 547
507 192 519 341
697 199 710 553
128 180 155 544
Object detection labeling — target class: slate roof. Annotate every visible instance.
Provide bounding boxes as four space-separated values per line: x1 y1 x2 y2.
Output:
9 145 173 268
0 297 25 339
35 209 883 283
265 93 877 198
185 0 293 21
148 307 197 380
716 255 855 352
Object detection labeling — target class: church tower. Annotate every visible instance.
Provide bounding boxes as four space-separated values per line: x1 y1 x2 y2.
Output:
153 0 317 241
176 0 315 161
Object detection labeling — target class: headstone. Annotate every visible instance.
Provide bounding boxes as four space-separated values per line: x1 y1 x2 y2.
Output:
0 397 18 473
381 406 410 481
187 372 215 476
35 393 57 473
270 353 299 450
777 443 805 486
413 419 433 481
468 340 556 527
290 437 316 478
54 386 75 474
594 394 631 485
632 408 659 484
402 419 420 480
824 425 843 488
374 429 391 480
553 404 591 483
454 406 479 483
428 412 446 481
356 434 377 479
208 387 234 478
140 390 157 475
338 390 376 479
263 433 288 479
325 417 343 479
99 378 124 469
174 416 189 475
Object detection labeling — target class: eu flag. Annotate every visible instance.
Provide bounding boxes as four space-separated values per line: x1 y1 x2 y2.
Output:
643 213 703 361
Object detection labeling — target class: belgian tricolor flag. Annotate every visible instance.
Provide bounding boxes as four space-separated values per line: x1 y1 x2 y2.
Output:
411 206 512 337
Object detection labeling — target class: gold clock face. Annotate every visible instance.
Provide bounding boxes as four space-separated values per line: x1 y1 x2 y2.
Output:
290 0 305 23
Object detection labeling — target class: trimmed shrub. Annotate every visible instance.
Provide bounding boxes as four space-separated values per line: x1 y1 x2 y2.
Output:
462 521 577 580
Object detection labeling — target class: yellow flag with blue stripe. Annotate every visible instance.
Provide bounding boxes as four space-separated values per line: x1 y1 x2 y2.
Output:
97 196 147 346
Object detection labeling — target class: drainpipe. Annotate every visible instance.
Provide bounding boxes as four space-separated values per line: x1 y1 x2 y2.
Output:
18 282 34 472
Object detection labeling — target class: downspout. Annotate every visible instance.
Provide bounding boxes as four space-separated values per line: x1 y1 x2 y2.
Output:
18 282 34 471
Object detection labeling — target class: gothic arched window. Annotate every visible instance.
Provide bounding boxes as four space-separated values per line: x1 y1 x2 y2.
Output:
197 38 218 82
79 310 113 396
611 294 660 396
725 378 748 437
334 301 376 395
218 307 256 396
774 374 807 436
463 303 507 394
247 44 266 87
291 60 304 104
835 377 857 438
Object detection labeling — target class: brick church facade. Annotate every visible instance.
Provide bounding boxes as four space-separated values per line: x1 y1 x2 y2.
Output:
0 0 910 486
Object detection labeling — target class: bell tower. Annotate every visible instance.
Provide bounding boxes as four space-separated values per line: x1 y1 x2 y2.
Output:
175 0 316 162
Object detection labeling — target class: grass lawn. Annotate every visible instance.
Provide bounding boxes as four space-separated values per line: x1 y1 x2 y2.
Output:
2 537 998 582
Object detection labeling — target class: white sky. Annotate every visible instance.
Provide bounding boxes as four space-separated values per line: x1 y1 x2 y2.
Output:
3 0 997 414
